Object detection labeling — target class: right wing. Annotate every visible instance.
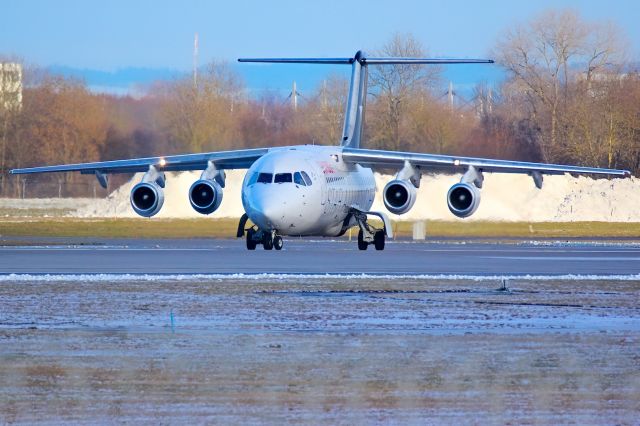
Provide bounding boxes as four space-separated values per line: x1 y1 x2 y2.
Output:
342 147 631 177
9 148 270 176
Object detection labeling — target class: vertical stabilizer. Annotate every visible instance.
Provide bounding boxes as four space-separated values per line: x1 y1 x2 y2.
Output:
341 51 368 149
238 53 493 149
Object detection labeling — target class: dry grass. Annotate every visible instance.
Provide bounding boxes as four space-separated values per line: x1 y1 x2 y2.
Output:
1 217 640 239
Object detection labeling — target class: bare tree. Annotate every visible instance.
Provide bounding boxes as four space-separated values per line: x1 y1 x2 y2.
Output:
494 9 626 163
368 33 442 150
306 75 348 145
157 61 244 153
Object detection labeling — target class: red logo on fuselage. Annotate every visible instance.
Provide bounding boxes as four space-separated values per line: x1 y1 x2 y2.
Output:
319 162 335 174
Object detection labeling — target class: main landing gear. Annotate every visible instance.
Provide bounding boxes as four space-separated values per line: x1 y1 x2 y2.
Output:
357 228 385 251
353 210 388 251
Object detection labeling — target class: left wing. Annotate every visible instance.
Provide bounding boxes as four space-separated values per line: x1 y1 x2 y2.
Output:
342 147 630 178
10 148 269 176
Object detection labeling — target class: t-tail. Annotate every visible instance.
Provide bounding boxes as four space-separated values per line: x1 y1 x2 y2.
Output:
239 51 493 149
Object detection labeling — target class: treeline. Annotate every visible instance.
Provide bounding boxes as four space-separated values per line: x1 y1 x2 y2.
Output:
1 9 639 197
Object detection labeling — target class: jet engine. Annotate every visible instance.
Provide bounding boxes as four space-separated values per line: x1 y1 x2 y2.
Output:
447 182 481 218
383 179 417 215
130 181 164 217
189 179 223 215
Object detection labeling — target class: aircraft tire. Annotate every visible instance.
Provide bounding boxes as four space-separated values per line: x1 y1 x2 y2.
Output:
374 230 385 251
246 229 257 250
357 229 368 251
263 234 274 250
273 235 283 250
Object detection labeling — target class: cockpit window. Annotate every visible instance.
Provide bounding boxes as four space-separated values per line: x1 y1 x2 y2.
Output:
247 173 259 186
293 172 306 186
301 171 312 186
274 173 292 183
257 173 273 183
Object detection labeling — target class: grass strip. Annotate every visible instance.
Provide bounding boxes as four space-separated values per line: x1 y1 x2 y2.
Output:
1 218 640 239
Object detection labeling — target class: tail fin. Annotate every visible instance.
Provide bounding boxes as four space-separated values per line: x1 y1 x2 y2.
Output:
239 52 493 149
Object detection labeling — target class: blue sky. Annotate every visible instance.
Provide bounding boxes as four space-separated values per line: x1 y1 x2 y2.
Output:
1 0 639 95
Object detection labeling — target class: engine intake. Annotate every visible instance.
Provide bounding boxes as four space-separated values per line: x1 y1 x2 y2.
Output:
383 179 417 215
130 182 164 217
189 179 223 215
447 182 481 218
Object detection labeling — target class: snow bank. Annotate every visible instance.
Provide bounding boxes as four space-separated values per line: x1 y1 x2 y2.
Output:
0 197 95 211
70 170 640 222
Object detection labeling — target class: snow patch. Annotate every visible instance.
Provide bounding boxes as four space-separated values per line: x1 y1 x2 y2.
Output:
1 273 639 282
66 170 640 222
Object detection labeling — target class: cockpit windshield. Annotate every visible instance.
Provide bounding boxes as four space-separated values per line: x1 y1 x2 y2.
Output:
274 173 292 183
257 173 273 183
249 171 311 186
293 172 305 185
301 171 312 186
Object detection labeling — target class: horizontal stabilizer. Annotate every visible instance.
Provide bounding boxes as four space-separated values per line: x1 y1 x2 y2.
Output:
239 52 493 66
238 58 354 64
364 58 493 64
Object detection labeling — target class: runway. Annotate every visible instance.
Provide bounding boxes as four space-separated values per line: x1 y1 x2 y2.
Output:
1 238 639 276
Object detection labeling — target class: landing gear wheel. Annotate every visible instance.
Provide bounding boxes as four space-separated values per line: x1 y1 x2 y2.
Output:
357 229 368 251
273 235 283 251
246 229 257 250
263 234 274 250
374 230 385 251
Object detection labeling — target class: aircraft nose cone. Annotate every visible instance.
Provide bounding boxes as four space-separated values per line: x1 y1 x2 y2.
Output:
247 191 288 230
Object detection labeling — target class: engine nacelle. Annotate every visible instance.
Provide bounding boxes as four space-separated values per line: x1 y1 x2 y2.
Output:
383 179 418 215
189 179 223 215
447 182 481 218
130 182 164 217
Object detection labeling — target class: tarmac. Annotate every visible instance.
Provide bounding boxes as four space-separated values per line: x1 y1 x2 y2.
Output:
1 237 639 276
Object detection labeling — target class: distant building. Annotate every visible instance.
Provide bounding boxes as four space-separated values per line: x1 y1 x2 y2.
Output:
0 63 23 111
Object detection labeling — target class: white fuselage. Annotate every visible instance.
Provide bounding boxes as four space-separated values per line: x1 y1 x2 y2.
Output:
241 145 376 236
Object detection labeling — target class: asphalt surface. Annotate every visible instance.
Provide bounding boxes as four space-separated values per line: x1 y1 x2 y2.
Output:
1 238 639 275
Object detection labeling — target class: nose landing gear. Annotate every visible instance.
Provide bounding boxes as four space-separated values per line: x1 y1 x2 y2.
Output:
256 230 283 250
239 215 284 251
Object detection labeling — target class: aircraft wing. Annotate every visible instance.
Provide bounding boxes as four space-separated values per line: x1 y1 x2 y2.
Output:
9 148 270 176
341 147 631 178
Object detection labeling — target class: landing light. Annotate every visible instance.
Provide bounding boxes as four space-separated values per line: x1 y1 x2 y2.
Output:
159 158 167 167
454 159 461 166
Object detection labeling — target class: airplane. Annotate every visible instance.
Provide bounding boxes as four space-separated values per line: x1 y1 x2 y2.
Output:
10 51 631 251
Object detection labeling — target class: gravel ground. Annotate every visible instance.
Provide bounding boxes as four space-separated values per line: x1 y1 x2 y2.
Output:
0 276 638 424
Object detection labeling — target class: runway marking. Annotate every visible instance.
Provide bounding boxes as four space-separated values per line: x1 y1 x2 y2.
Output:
485 256 640 261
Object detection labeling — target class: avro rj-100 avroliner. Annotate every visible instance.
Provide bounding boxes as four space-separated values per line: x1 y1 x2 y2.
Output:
11 51 630 251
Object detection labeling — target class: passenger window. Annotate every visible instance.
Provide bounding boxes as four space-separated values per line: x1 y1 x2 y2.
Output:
301 171 312 186
293 172 306 186
257 173 273 183
274 173 292 183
